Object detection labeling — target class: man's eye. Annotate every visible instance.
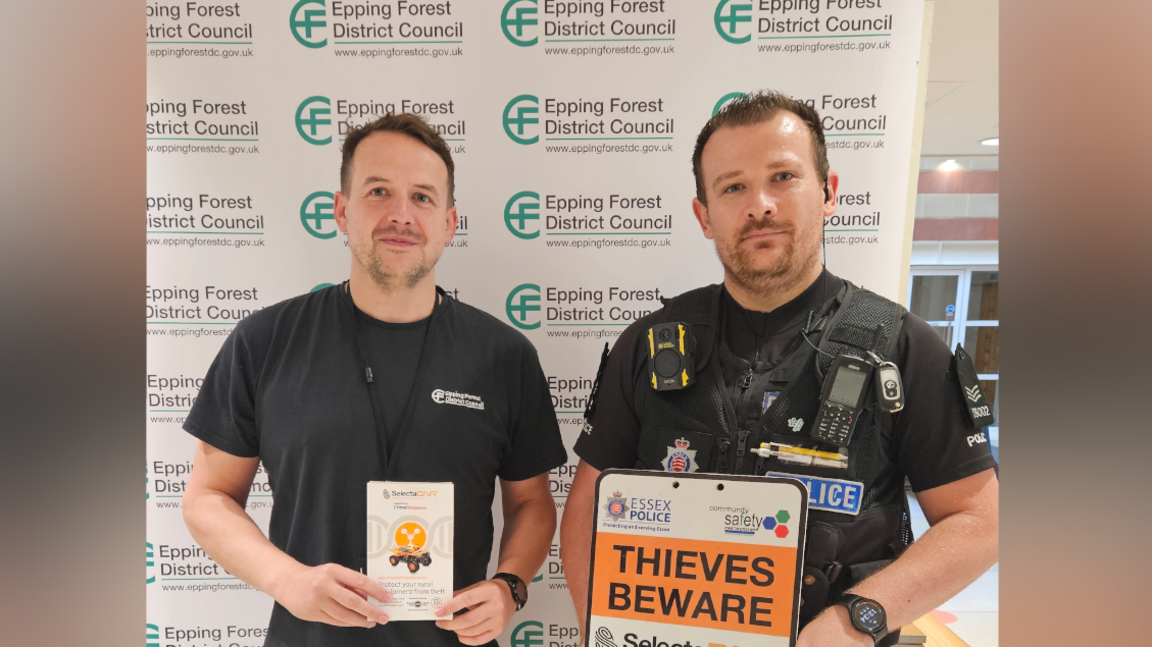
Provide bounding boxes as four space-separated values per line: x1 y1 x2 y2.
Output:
724 183 743 194
370 188 385 196
415 194 431 203
775 172 794 181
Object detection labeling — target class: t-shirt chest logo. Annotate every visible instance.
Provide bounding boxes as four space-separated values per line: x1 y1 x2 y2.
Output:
430 389 485 411
662 437 699 473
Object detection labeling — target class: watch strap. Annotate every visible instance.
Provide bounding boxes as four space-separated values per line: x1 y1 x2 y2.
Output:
492 573 526 611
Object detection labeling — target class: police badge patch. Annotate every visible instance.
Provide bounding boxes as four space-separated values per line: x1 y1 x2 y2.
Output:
604 491 628 520
662 437 699 473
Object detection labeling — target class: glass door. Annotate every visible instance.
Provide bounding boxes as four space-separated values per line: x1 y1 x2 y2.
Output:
908 267 1000 455
908 269 963 348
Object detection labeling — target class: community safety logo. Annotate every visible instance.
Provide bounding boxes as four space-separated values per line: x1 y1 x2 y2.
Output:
502 0 539 47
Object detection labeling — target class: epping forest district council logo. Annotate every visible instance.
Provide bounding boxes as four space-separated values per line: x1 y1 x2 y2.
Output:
505 191 541 239
714 0 752 44
502 0 539 47
291 0 328 48
503 95 540 145
506 283 541 330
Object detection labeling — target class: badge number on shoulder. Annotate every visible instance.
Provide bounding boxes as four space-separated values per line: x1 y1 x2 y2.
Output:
766 472 863 516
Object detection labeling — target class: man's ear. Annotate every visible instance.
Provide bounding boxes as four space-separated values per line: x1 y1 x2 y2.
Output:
692 197 715 240
443 206 459 246
334 191 350 233
822 171 840 218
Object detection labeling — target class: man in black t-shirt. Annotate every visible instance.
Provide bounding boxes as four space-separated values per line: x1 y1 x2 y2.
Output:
182 114 566 647
559 92 998 647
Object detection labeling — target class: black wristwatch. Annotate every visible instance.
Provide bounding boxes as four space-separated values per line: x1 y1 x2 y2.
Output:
835 593 888 644
491 573 528 611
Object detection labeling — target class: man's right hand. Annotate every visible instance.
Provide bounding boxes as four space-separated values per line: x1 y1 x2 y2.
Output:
273 563 393 628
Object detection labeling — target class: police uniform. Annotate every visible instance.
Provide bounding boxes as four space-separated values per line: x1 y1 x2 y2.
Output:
185 284 568 647
574 270 997 645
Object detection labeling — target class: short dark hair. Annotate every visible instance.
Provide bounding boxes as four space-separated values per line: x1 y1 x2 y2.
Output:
340 113 455 206
692 90 829 204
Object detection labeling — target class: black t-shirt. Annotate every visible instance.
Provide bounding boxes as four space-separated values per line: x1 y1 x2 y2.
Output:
574 270 997 494
184 285 567 647
355 305 431 455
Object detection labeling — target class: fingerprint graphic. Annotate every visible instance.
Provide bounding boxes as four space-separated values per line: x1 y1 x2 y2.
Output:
594 627 617 647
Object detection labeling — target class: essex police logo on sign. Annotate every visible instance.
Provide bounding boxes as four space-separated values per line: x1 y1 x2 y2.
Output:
604 491 628 519
766 472 863 516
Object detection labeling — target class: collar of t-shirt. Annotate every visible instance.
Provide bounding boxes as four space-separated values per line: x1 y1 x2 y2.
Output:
342 283 446 330
720 269 844 365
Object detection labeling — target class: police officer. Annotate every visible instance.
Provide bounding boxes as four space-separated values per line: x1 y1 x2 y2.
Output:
559 91 998 646
182 114 566 647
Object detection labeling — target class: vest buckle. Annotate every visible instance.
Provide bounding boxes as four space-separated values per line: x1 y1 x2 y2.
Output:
824 561 844 583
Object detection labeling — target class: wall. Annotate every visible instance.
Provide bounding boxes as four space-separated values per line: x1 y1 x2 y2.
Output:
146 2 926 645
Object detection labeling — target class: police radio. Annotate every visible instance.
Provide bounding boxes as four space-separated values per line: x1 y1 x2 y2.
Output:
647 322 695 391
810 354 873 446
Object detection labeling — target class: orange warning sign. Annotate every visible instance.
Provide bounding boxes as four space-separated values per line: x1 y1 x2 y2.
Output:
590 531 797 637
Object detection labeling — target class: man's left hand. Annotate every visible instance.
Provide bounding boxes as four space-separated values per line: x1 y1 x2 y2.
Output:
434 580 516 646
796 605 873 647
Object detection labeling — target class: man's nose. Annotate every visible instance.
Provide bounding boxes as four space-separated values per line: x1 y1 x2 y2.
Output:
749 188 777 219
388 197 415 225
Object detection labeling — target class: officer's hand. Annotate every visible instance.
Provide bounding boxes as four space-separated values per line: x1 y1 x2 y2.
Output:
796 605 873 647
273 563 392 628
433 580 516 645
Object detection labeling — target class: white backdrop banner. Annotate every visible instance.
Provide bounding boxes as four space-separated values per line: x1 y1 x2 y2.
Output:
146 1 926 645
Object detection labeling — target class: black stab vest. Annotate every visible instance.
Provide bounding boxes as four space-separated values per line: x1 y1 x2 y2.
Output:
633 282 914 626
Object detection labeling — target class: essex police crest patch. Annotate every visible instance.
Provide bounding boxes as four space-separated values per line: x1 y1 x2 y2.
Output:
662 437 698 473
604 491 628 520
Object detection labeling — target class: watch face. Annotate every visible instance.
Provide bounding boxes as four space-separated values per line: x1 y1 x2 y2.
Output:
513 577 528 602
853 600 886 633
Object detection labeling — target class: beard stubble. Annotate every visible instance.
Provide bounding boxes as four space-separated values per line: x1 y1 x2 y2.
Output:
716 214 821 297
355 224 440 293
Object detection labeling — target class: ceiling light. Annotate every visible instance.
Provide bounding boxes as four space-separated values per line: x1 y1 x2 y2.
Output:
980 137 999 146
938 159 961 171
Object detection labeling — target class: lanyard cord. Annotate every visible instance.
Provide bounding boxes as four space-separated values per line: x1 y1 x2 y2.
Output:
344 281 390 471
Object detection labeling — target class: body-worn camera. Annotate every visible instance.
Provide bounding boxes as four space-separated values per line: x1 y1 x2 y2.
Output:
647 322 695 391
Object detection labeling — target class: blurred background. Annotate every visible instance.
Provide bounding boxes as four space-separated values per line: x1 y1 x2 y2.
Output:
906 2 999 644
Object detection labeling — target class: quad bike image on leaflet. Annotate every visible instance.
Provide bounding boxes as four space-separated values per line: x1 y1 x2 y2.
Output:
389 523 432 572
388 545 433 573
